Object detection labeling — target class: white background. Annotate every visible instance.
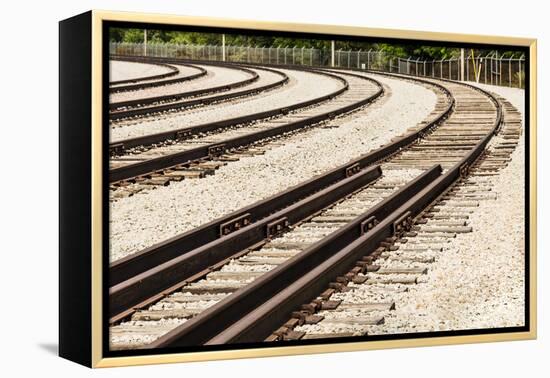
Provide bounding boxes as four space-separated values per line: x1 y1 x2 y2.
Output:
0 0 547 375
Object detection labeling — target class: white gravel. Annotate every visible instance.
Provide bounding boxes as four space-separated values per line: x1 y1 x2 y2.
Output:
110 68 343 141
110 73 437 261
110 64 248 103
109 60 173 83
367 84 526 334
183 67 285 101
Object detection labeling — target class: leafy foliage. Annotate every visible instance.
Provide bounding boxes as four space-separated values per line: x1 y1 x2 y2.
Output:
109 28 522 60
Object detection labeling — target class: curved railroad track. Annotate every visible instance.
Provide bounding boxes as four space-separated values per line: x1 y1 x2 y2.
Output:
110 57 207 93
108 66 384 189
110 59 180 86
109 64 288 121
259 93 522 342
107 62 522 351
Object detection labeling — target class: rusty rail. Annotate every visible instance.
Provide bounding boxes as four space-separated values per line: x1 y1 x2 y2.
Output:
109 56 207 93
109 69 383 183
109 65 453 287
148 165 443 347
147 76 503 348
109 59 179 86
109 165 382 321
110 63 285 120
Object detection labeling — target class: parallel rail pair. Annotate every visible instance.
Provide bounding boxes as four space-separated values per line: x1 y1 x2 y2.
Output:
110 60 289 120
109 64 384 183
108 59 504 349
110 57 207 93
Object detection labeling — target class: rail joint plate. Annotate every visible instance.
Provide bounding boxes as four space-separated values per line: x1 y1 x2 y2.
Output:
392 211 413 236
266 217 290 239
110 143 125 156
345 163 361 177
219 213 252 236
360 216 379 235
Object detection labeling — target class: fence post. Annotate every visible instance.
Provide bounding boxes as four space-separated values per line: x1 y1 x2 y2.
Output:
367 49 371 70
466 53 469 81
518 54 524 88
509 55 513 87
221 34 226 61
490 53 493 85
331 40 335 67
499 54 503 86
310 48 314 66
143 29 147 56
460 48 465 81
483 55 487 84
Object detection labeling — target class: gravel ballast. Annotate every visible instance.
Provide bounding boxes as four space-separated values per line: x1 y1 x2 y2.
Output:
301 83 526 335
378 83 526 332
110 73 437 261
109 60 173 83
110 68 343 141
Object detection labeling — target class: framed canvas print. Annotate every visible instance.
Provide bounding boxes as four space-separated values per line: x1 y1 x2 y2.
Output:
59 10 537 368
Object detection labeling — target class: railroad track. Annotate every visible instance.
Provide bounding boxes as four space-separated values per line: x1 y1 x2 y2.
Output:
107 68 449 348
107 65 521 350
110 57 207 93
259 94 522 342
110 59 180 86
108 66 384 196
109 63 288 121
109 167 436 350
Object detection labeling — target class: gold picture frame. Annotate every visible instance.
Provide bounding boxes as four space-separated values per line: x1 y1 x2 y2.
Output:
59 9 537 368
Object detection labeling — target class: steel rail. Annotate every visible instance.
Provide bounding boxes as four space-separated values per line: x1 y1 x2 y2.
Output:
109 69 452 287
108 65 351 155
147 165 443 347
109 63 269 113
109 72 384 183
109 55 207 93
110 158 375 286
327 65 503 130
109 165 383 321
109 67 287 121
109 59 180 86
207 124 502 345
149 78 503 348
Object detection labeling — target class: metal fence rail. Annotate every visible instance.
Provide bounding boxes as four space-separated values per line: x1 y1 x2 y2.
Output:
110 42 525 88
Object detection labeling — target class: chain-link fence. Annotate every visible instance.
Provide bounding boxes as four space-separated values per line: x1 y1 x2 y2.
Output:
110 42 525 88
